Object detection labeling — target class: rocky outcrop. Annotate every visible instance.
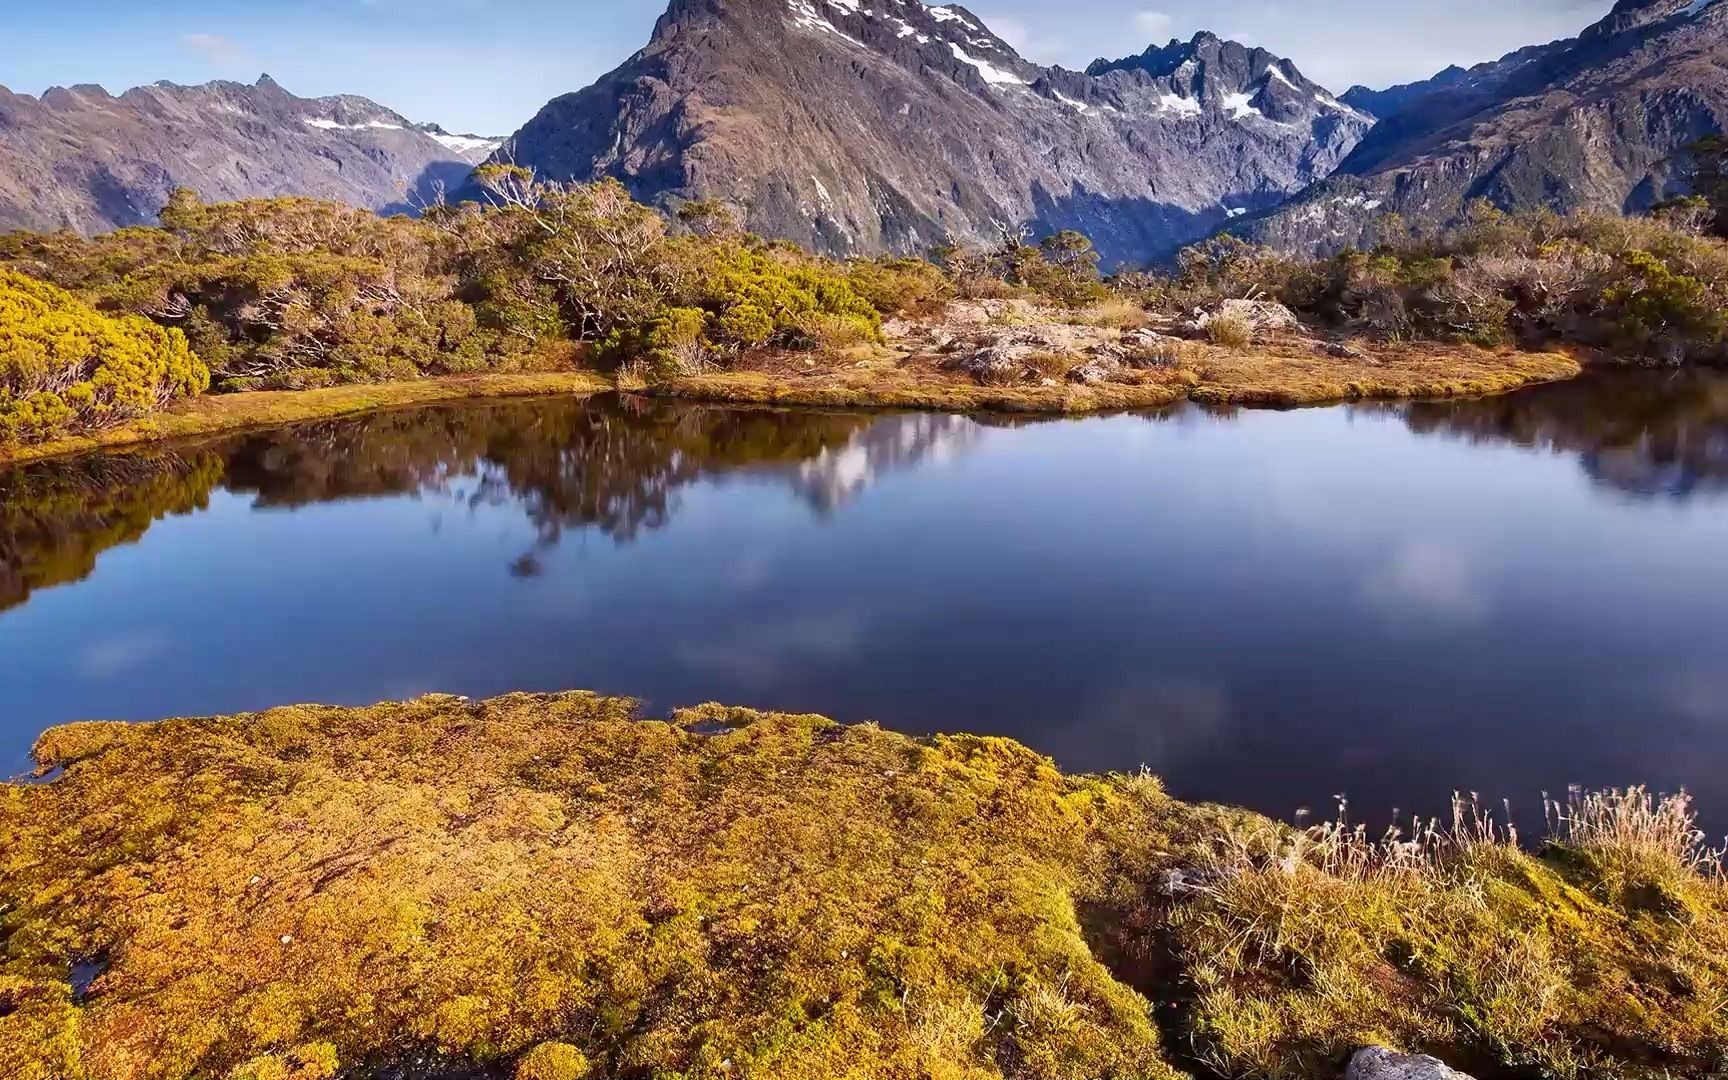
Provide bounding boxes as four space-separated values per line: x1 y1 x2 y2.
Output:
0 75 500 234
1347 1047 1476 1080
478 0 1373 266
1238 0 1728 254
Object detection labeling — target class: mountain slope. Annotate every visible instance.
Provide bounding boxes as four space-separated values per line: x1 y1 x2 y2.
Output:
1238 0 1728 254
479 0 1372 265
0 75 501 234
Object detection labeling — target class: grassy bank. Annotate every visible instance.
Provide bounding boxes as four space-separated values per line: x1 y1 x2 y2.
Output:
0 372 613 467
643 343 1583 413
0 346 1583 469
4 692 1724 1080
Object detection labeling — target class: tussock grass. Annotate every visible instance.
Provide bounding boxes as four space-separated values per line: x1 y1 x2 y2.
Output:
1166 791 1728 1079
1205 312 1255 350
4 694 1723 1080
1068 300 1153 331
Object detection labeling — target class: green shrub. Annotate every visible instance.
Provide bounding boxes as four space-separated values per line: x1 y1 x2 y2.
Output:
1602 249 1725 362
715 300 776 346
0 269 208 444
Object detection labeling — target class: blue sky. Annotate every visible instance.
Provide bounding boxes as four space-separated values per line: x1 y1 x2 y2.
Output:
2 0 1614 135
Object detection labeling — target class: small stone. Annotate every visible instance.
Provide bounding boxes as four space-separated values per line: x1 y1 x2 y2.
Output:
1347 1047 1477 1080
279 934 294 945
1066 359 1116 385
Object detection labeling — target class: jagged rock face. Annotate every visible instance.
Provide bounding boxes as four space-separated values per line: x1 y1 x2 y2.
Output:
0 75 501 234
484 0 1372 266
1239 0 1728 255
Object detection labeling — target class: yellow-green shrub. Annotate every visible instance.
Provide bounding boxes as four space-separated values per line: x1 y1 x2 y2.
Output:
846 256 954 315
0 269 208 444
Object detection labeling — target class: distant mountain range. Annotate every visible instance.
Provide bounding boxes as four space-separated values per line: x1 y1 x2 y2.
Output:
1238 0 1728 253
4 0 1725 263
0 75 500 234
475 0 1373 265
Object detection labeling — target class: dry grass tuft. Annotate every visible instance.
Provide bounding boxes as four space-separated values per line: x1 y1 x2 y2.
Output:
1069 300 1153 331
1205 312 1255 350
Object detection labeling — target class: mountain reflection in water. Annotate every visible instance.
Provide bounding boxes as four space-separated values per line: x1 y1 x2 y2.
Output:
1 396 980 613
1395 369 1728 500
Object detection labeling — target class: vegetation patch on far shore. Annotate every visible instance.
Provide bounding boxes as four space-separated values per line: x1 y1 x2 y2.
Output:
5 692 1727 1080
5 171 1720 453
639 339 1581 414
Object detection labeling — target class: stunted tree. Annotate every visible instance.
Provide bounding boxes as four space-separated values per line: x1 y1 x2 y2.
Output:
1680 136 1728 238
461 167 672 341
675 199 743 240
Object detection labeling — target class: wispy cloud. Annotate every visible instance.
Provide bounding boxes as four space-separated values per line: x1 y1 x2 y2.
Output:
178 33 249 68
1132 10 1174 40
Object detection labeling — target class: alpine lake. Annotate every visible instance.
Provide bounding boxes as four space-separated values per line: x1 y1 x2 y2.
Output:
5 369 1727 835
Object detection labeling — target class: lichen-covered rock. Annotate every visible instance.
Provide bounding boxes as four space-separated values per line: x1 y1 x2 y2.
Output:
1348 1047 1477 1080
1066 358 1119 385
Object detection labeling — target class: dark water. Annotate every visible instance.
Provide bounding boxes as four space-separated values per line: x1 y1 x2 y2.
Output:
4 371 1728 834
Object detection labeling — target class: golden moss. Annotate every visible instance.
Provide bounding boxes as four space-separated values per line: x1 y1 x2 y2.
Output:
0 693 1183 1080
516 1042 592 1080
4 693 1723 1080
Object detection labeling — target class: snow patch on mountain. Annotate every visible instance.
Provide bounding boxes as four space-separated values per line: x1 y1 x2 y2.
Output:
304 117 406 131
949 43 1026 85
428 132 502 155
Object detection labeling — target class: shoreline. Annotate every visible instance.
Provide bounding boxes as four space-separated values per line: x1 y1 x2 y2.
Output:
0 371 614 468
0 348 1583 468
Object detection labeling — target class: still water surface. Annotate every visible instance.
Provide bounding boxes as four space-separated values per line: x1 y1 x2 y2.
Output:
4 372 1727 832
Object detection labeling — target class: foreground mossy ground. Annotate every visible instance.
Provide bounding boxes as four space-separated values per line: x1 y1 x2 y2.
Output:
4 693 1727 1080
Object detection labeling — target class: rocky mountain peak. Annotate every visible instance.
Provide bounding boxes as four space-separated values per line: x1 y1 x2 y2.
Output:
485 0 1373 265
1586 0 1713 38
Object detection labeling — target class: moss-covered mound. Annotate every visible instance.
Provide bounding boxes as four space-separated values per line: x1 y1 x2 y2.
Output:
3 693 1727 1080
0 694 1181 1080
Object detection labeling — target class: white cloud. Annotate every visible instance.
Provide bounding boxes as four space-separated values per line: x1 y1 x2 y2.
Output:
989 15 1058 58
178 33 249 68
1132 10 1174 39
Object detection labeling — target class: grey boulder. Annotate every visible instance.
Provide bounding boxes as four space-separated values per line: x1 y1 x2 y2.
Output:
1347 1047 1476 1080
